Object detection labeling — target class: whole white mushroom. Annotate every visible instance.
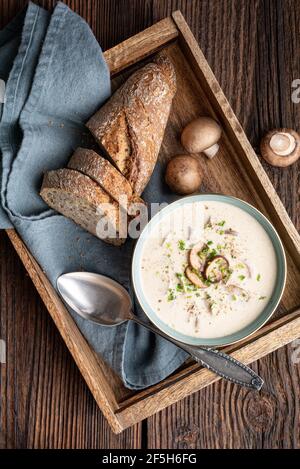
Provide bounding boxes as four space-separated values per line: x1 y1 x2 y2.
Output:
181 116 222 159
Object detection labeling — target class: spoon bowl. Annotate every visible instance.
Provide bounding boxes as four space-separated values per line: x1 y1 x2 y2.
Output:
57 272 132 326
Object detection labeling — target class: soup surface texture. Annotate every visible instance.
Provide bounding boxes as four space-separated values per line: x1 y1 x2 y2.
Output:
140 200 277 339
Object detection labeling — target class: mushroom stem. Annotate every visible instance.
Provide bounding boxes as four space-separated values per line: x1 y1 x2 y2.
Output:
269 132 296 156
181 117 222 159
260 128 300 167
203 143 220 159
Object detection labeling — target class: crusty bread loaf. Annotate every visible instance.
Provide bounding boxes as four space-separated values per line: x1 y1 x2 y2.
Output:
87 53 176 195
68 148 144 213
40 169 126 245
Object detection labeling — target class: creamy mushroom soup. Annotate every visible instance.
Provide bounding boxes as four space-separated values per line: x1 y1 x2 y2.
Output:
140 201 277 339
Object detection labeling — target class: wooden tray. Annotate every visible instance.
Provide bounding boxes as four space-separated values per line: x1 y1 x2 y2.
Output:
6 11 300 434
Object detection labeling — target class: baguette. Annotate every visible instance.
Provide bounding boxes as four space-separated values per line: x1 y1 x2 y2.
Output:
40 169 126 245
87 53 176 195
68 148 144 213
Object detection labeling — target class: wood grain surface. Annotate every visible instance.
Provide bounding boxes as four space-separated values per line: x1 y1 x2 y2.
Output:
0 0 299 449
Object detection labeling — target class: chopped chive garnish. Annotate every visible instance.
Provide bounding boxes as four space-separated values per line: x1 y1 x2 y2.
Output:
186 285 197 292
208 249 217 259
256 274 261 281
259 296 266 300
207 240 213 246
238 275 246 281
218 230 225 235
232 294 237 301
167 289 176 301
176 284 184 292
178 240 186 251
217 220 226 226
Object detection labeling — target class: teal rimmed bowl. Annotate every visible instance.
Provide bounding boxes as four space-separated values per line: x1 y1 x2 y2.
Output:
132 194 287 347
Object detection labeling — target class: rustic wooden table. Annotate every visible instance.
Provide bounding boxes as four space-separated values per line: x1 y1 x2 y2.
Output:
0 0 299 449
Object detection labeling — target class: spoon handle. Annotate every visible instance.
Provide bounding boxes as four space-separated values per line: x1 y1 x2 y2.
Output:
180 345 264 390
132 316 263 390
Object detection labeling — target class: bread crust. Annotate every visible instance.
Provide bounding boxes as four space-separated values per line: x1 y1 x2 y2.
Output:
87 53 176 195
40 169 126 245
68 148 144 212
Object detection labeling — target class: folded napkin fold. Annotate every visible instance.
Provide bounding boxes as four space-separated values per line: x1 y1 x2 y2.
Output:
0 2 187 389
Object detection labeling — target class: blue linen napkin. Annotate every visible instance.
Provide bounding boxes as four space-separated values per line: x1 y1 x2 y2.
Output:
0 2 187 389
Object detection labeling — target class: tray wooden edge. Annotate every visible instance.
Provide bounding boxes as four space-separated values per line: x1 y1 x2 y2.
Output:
4 12 300 433
104 16 178 76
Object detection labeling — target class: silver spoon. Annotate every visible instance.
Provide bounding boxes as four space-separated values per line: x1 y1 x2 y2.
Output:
57 272 263 390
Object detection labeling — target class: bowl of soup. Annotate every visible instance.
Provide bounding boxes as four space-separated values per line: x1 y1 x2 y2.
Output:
132 194 287 346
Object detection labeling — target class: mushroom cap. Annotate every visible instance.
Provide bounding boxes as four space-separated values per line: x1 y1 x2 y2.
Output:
260 128 300 167
185 267 207 289
189 241 206 271
181 117 222 154
165 154 203 195
204 255 229 283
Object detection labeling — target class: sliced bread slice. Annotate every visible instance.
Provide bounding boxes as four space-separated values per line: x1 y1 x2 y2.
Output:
40 169 126 245
67 148 144 213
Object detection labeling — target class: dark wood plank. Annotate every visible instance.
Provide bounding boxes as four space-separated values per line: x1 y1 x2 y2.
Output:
0 0 299 448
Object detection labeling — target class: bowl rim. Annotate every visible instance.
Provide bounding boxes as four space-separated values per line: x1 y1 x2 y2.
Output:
132 194 287 347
